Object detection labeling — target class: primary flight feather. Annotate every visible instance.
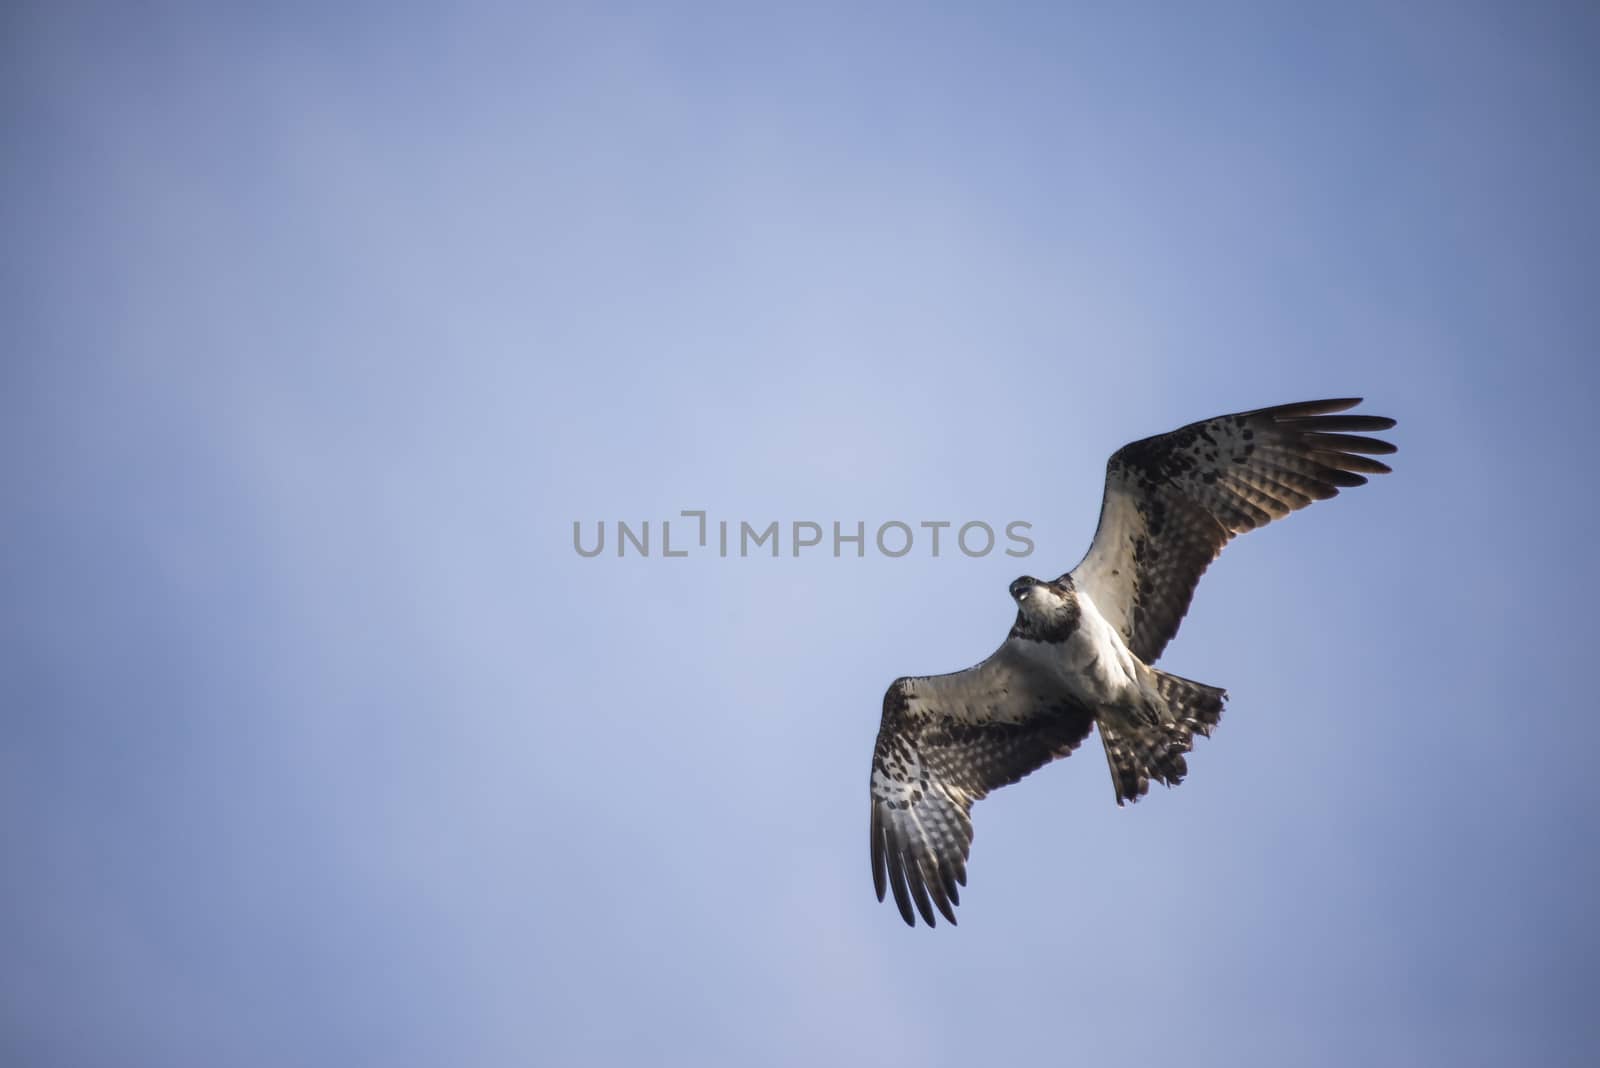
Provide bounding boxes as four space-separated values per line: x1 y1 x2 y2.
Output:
868 398 1397 927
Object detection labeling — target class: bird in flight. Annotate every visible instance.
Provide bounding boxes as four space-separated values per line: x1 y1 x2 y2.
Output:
868 398 1396 927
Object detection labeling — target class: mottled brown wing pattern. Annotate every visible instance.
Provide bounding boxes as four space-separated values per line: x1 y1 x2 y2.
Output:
869 649 1095 928
1069 398 1396 663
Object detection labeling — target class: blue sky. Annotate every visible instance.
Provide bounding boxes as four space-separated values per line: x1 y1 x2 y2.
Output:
3 3 1597 1065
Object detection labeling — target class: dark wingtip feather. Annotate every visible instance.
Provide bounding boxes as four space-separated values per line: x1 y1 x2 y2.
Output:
870 805 887 902
928 871 958 925
907 863 937 927
884 838 915 926
1319 453 1392 475
1280 414 1397 434
1319 469 1368 489
939 863 962 904
1262 397 1362 419
1300 431 1398 455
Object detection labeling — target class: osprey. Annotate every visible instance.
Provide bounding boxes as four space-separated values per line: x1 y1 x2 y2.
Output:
868 398 1397 927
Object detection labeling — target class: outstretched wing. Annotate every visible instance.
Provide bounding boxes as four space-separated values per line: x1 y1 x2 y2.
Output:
1068 398 1396 663
869 642 1095 928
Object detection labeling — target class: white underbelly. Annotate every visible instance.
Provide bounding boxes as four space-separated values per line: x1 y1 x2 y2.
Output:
1032 595 1144 704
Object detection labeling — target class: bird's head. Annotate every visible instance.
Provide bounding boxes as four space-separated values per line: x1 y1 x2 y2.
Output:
1009 575 1043 603
1010 574 1075 620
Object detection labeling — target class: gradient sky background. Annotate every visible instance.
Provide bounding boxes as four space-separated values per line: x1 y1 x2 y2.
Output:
4 3 1597 1066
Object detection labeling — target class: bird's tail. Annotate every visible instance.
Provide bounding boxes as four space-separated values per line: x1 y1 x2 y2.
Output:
1099 671 1227 806
1152 669 1227 738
